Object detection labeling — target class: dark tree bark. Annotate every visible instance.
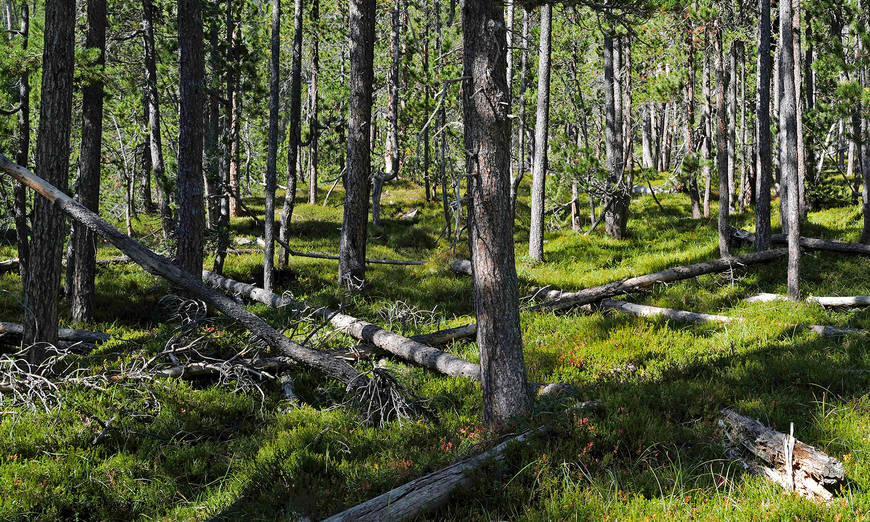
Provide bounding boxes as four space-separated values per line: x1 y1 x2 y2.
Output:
603 34 628 239
779 0 801 300
727 44 737 210
141 96 155 213
755 0 773 251
528 3 552 262
278 0 304 268
684 21 701 219
702 35 713 218
9 1 30 286
70 0 107 323
714 23 730 257
212 0 236 275
422 2 432 202
203 22 221 231
307 0 320 205
510 9 530 214
462 0 532 431
176 0 205 277
25 0 75 359
339 0 375 288
436 0 450 235
143 0 173 240
264 0 280 292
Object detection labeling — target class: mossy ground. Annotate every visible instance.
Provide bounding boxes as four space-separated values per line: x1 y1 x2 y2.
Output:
2 179 870 520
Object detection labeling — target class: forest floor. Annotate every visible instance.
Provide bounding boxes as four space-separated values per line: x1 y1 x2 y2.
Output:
2 178 870 520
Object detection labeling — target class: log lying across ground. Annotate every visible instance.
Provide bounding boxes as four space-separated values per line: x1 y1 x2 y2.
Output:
595 299 866 338
325 400 599 521
332 324 480 361
747 293 870 308
0 153 366 388
732 228 870 256
527 249 788 313
202 270 482 380
0 321 112 345
253 237 425 266
719 408 845 500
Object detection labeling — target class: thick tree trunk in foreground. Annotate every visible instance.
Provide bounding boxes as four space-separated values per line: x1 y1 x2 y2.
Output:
25 0 75 360
714 24 730 257
264 0 280 293
462 0 532 430
719 408 845 500
176 0 205 277
755 0 773 251
528 3 552 262
779 0 801 300
0 153 364 387
339 0 375 289
278 0 305 268
142 0 173 239
70 0 107 323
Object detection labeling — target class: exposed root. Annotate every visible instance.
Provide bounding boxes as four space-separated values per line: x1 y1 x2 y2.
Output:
344 366 434 427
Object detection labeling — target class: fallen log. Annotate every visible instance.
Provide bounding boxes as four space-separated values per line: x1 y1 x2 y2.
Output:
719 408 845 500
254 237 425 266
807 296 870 307
527 249 788 313
744 293 788 303
154 356 296 379
202 270 481 380
0 153 368 390
732 228 870 257
596 299 865 337
325 400 599 521
0 321 112 345
333 324 480 361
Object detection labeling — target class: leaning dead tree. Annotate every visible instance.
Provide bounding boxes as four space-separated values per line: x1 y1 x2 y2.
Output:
0 153 413 420
719 408 845 500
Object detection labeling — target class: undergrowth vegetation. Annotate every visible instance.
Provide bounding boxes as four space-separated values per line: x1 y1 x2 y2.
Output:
2 180 870 520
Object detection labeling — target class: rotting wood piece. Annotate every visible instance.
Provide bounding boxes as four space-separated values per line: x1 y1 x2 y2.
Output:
0 153 366 388
0 321 112 345
719 408 845 500
324 400 600 521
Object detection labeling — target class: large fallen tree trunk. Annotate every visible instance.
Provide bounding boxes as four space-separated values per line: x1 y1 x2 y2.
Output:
0 321 112 345
527 249 788 313
596 299 865 337
332 324 480 361
202 270 481 379
747 293 870 308
732 228 870 257
324 400 599 521
719 408 845 500
0 153 366 388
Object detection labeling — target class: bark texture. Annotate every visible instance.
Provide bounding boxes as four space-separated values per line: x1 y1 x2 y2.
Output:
278 0 304 267
779 0 801 300
755 0 773 251
264 0 280 292
25 0 75 360
462 0 532 430
339 0 375 288
528 3 552 261
714 25 730 257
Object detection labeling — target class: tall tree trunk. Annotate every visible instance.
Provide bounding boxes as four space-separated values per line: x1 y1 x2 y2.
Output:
176 0 205 276
373 0 402 227
779 0 801 300
264 0 280 292
203 23 221 231
422 2 431 202
685 22 701 219
25 0 75 359
505 0 514 181
642 104 654 169
213 0 235 274
727 44 737 210
339 0 375 289
461 0 531 431
308 0 320 205
9 1 30 286
793 0 806 219
714 22 730 257
702 39 713 217
737 40 748 214
604 34 629 239
278 0 304 268
803 21 816 193
510 9 530 213
70 0 107 323
143 0 173 240
528 3 552 262
141 95 155 213
436 0 451 236
755 0 773 251
228 17 242 217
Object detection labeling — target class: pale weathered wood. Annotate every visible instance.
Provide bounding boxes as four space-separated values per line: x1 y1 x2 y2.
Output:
201 270 481 379
719 408 845 500
0 321 111 345
807 296 870 307
154 356 296 378
0 153 363 386
325 401 598 521
334 324 479 361
527 249 788 313
450 259 473 275
732 228 870 257
744 293 788 303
